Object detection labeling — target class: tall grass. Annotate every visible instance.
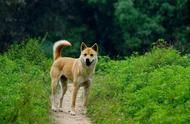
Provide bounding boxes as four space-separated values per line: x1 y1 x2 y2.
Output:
0 39 52 124
88 48 190 124
1 39 190 124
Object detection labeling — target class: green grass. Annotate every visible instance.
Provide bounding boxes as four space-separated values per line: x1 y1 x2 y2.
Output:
88 48 190 124
0 39 52 124
1 39 190 124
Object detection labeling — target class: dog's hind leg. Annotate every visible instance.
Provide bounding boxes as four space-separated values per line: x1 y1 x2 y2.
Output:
58 75 67 111
51 78 58 112
50 68 60 112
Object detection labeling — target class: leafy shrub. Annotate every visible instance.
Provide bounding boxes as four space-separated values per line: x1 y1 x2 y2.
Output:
0 39 52 124
88 48 190 124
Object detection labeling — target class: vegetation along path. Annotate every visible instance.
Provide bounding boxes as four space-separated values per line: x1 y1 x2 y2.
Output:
51 83 91 124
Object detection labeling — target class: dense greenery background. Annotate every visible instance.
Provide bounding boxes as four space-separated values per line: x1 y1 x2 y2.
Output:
1 1 190 124
88 47 190 124
0 40 52 124
1 39 190 123
0 0 190 57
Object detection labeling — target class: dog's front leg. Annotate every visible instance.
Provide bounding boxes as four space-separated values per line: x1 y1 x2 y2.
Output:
83 84 90 107
70 84 79 116
82 82 91 114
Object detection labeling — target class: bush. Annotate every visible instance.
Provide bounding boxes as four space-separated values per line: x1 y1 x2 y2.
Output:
0 39 52 124
88 47 190 124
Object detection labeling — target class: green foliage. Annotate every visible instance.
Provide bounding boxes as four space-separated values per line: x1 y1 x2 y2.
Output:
88 47 190 123
2 37 190 124
1 0 189 57
115 0 164 53
0 39 52 124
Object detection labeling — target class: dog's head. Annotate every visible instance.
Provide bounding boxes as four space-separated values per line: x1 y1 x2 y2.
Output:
79 42 98 67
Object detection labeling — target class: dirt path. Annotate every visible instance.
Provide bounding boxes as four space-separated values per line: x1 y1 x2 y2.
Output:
51 83 91 124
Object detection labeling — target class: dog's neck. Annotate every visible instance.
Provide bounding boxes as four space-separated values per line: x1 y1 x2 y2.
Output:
78 58 96 74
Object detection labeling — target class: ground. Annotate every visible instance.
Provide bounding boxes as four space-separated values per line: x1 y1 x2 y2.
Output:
51 83 91 124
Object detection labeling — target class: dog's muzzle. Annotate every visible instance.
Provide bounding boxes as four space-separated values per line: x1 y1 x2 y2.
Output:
86 59 94 66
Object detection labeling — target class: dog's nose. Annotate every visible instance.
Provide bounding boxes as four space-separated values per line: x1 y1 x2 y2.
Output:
86 58 90 62
86 58 91 66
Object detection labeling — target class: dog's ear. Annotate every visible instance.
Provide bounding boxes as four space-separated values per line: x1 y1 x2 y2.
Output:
91 43 98 52
81 42 87 51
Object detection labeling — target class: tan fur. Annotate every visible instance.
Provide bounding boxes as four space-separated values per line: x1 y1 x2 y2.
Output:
53 40 71 60
50 40 98 115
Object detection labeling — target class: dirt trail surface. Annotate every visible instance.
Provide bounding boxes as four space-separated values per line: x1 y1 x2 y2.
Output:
51 83 91 124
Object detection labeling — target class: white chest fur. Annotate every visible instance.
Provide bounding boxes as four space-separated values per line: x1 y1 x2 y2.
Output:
76 68 93 86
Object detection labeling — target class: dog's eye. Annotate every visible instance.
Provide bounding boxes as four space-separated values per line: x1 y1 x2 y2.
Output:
84 54 87 56
90 54 93 57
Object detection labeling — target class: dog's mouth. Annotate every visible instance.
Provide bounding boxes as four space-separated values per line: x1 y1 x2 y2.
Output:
86 59 94 66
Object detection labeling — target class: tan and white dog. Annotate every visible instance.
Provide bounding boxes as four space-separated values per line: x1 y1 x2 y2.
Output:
50 40 98 115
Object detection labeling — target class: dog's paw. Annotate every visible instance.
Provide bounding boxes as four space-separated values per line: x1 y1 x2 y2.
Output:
82 110 87 115
70 111 76 116
52 108 58 112
80 108 87 115
58 108 64 112
51 106 58 112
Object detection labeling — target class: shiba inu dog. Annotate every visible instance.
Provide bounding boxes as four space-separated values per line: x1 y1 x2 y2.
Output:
50 40 98 116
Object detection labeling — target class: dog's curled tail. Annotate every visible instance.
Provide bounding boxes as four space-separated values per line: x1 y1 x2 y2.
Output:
53 40 72 61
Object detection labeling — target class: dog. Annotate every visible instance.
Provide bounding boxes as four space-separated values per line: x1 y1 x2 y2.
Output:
50 40 98 116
